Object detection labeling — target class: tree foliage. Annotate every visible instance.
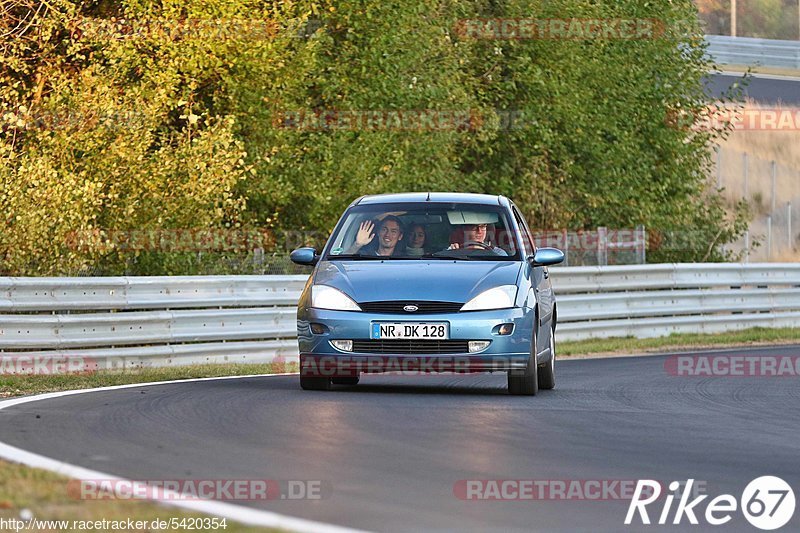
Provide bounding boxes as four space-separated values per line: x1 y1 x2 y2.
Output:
1 0 746 274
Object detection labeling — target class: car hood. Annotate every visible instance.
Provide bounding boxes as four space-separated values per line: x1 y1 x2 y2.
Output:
313 260 522 304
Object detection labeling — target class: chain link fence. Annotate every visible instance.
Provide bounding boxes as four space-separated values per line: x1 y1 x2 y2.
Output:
45 226 648 277
715 146 800 261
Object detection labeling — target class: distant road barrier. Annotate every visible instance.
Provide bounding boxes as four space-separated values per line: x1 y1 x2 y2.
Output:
705 35 800 70
553 263 800 340
0 276 305 370
1 264 799 371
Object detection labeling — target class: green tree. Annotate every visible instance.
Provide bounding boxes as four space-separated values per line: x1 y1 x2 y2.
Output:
1 0 749 274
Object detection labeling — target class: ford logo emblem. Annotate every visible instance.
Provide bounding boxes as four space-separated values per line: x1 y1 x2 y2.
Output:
403 305 419 312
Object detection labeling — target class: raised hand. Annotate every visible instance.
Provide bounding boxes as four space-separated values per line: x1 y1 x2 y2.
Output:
355 220 375 248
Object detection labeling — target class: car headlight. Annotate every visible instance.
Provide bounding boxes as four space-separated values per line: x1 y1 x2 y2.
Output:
461 285 518 311
311 285 362 311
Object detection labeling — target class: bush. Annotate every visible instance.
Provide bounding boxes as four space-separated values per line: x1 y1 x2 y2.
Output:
0 0 746 275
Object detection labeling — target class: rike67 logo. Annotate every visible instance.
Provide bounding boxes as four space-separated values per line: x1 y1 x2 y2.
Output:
626 477 795 530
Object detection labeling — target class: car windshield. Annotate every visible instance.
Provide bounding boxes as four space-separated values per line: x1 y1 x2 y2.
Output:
323 202 521 261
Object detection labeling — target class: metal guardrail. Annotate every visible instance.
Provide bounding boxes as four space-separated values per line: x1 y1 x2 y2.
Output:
705 35 800 70
553 263 800 340
0 276 306 370
1 264 799 371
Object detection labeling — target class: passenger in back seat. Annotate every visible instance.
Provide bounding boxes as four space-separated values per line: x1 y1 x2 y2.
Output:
404 224 427 257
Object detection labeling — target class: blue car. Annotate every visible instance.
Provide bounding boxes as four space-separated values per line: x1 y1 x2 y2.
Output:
290 193 564 395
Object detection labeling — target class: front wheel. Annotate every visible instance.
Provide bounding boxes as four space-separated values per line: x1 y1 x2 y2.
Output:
538 325 556 390
508 334 538 396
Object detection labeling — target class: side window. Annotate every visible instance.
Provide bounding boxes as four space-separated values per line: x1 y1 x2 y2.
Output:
512 206 535 256
333 215 360 251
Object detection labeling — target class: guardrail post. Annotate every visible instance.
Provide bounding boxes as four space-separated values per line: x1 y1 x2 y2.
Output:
744 230 750 263
636 225 646 264
597 227 608 266
771 160 777 214
789 202 794 251
743 152 749 201
767 216 772 259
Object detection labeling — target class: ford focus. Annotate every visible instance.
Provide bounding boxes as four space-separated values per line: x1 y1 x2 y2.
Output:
290 193 564 395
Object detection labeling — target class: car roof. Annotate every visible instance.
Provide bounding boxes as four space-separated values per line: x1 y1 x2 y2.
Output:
355 192 508 206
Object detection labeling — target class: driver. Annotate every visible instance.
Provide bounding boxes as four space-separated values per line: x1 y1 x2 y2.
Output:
447 223 507 255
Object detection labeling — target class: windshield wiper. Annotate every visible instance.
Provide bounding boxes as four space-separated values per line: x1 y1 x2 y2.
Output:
422 253 478 261
326 254 383 260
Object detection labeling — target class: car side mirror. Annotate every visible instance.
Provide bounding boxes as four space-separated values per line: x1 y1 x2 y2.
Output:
528 247 565 266
290 247 319 266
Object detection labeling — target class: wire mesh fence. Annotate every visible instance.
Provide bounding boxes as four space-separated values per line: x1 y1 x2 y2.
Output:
37 225 649 277
715 146 800 261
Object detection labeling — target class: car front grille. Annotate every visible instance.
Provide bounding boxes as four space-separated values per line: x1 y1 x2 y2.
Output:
351 339 470 354
358 301 463 314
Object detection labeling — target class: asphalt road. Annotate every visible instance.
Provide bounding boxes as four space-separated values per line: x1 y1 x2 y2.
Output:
1 346 799 532
706 73 800 104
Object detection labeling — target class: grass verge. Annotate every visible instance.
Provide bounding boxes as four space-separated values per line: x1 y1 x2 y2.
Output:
559 326 800 357
718 65 800 78
0 459 277 532
0 363 294 532
0 362 297 399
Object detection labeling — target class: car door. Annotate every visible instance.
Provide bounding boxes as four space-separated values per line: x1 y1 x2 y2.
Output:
511 205 553 356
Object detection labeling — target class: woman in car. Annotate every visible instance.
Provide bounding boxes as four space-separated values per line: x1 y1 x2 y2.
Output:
404 224 427 256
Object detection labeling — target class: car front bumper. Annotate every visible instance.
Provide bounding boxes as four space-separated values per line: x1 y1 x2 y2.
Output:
297 306 533 375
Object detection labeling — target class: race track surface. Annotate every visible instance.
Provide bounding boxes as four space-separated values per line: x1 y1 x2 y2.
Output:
706 73 800 105
1 346 799 532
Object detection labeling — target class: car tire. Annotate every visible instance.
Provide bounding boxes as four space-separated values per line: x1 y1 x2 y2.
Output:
538 325 556 390
331 376 360 386
300 376 331 391
508 333 539 396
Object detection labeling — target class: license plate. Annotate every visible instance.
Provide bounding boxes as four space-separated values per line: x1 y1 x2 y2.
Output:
371 322 449 340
